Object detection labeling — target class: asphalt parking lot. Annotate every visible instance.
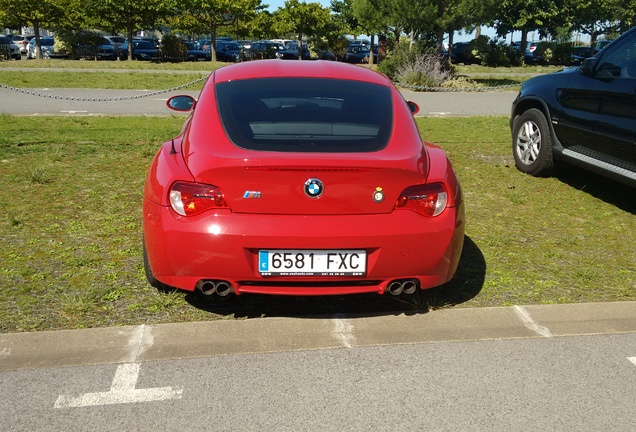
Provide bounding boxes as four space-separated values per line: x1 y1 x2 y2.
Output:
1 302 636 430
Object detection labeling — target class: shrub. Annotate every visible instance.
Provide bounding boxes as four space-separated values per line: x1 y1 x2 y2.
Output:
465 35 490 65
440 76 483 90
160 35 187 62
378 43 454 84
394 51 453 89
483 41 523 67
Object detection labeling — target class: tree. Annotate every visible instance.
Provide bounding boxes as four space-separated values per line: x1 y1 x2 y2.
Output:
274 0 331 59
565 0 636 53
83 0 176 60
352 0 405 54
351 0 389 63
494 0 570 58
331 0 364 37
0 0 66 59
167 0 264 60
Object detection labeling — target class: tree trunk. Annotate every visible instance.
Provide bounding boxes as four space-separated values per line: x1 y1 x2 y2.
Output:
33 23 42 59
127 26 134 61
210 21 217 62
520 30 528 64
297 32 303 60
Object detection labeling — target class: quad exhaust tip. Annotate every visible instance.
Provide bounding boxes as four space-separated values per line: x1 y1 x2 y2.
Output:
196 280 234 297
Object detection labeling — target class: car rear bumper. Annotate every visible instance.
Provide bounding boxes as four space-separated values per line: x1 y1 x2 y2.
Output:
143 200 465 295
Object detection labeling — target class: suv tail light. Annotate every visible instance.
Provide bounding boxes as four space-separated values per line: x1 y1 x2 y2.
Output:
395 183 447 217
169 182 228 216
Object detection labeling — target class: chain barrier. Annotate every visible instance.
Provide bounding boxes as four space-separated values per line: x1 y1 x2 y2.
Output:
0 74 519 101
0 75 208 102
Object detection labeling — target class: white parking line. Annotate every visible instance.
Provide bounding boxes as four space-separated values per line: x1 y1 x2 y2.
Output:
332 316 356 348
54 363 183 408
54 324 182 408
513 306 554 338
629 357 636 366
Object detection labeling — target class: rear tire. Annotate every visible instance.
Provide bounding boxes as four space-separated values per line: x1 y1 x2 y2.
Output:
142 238 173 293
512 108 554 176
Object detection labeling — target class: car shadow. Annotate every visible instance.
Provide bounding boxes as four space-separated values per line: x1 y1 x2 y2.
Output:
554 165 636 214
182 236 486 319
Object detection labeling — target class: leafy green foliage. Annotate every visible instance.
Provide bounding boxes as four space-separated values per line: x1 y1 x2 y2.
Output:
160 34 188 62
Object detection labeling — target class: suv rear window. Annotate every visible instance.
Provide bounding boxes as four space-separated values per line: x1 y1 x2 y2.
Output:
216 78 393 152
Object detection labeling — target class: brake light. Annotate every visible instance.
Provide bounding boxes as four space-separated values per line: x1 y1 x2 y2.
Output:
169 182 228 216
395 183 447 217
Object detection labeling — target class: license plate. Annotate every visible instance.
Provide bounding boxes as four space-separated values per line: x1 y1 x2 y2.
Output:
258 250 366 276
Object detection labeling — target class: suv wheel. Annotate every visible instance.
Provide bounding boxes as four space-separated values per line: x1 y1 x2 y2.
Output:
512 108 554 176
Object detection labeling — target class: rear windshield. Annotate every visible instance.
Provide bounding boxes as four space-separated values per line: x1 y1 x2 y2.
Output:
216 78 393 152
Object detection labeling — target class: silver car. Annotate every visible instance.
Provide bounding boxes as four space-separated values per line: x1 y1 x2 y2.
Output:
26 37 55 59
0 35 21 60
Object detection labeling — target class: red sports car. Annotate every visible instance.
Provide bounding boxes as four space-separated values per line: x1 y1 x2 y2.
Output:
143 60 465 297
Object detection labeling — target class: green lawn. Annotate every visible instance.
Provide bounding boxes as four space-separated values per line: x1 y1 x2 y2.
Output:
1 115 634 333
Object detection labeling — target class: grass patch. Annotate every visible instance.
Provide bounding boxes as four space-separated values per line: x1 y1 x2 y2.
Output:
0 116 634 333
0 70 208 90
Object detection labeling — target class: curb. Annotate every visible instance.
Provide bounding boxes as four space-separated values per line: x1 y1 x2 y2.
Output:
2 301 636 372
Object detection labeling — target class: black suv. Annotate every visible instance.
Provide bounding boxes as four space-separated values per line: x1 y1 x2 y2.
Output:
246 40 285 60
511 26 636 188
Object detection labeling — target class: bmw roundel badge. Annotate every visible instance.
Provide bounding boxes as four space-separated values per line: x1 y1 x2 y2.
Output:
304 178 324 198
373 187 385 203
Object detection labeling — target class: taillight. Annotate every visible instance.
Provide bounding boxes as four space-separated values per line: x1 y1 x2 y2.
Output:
169 182 228 216
395 183 448 217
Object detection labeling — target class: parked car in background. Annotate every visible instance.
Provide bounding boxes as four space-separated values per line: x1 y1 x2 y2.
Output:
104 35 125 52
594 39 614 53
0 35 21 60
342 44 371 64
184 41 210 61
276 42 311 60
317 49 338 61
135 36 160 48
199 40 213 56
347 39 370 48
450 42 472 64
570 45 593 66
246 40 285 60
118 40 160 60
26 37 55 59
11 35 33 54
511 41 541 64
215 41 243 62
511 26 636 188
77 37 117 60
143 60 465 298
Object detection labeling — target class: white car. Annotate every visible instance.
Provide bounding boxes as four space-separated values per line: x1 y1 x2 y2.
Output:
0 35 21 60
26 37 55 59
11 34 31 53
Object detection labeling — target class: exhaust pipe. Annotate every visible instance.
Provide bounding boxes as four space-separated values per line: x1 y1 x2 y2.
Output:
388 281 403 296
402 279 418 295
196 279 234 296
197 280 217 296
215 281 233 297
387 279 420 296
